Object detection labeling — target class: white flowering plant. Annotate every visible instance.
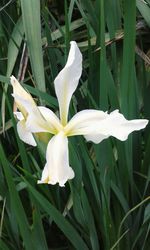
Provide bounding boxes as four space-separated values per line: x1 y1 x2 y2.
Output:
11 41 148 187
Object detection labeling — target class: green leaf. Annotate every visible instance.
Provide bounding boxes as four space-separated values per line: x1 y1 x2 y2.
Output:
24 179 88 250
143 203 150 224
136 0 150 27
20 0 46 92
0 143 34 250
32 207 49 250
0 239 10 250
6 17 24 77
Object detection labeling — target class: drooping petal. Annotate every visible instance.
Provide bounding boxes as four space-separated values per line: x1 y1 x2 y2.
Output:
38 132 75 186
16 116 36 146
54 41 82 126
65 109 148 143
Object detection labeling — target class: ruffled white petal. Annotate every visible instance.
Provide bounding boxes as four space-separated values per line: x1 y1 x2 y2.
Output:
54 41 82 126
17 119 36 146
38 132 75 186
65 109 148 143
101 110 148 141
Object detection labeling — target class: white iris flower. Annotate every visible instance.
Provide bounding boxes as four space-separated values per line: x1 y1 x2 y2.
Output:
11 41 148 187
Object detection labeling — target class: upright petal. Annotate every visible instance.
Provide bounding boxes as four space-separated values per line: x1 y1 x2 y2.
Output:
54 41 82 126
65 109 148 143
14 112 36 146
38 132 75 186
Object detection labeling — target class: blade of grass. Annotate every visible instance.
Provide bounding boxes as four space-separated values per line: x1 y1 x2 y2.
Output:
20 0 46 92
0 143 34 250
24 179 89 250
119 0 137 209
6 16 24 77
117 196 150 250
32 206 49 250
120 0 136 116
136 0 150 27
0 239 10 250
1 16 24 131
99 0 108 109
81 189 99 250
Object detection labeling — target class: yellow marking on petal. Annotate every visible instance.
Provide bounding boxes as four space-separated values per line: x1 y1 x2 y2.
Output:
63 125 78 137
37 176 50 184
35 132 52 144
60 86 68 126
61 113 67 126
44 177 50 183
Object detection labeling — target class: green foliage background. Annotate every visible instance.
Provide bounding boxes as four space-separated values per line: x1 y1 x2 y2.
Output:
0 0 150 249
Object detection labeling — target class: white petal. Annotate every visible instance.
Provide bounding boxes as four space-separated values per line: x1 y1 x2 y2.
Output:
17 119 37 146
54 41 82 126
102 110 149 141
85 133 109 143
38 106 62 131
11 76 62 134
37 165 49 183
10 76 35 104
11 76 35 117
14 111 24 121
65 109 108 136
85 110 149 143
65 109 148 143
26 106 62 134
38 132 75 186
13 94 62 134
